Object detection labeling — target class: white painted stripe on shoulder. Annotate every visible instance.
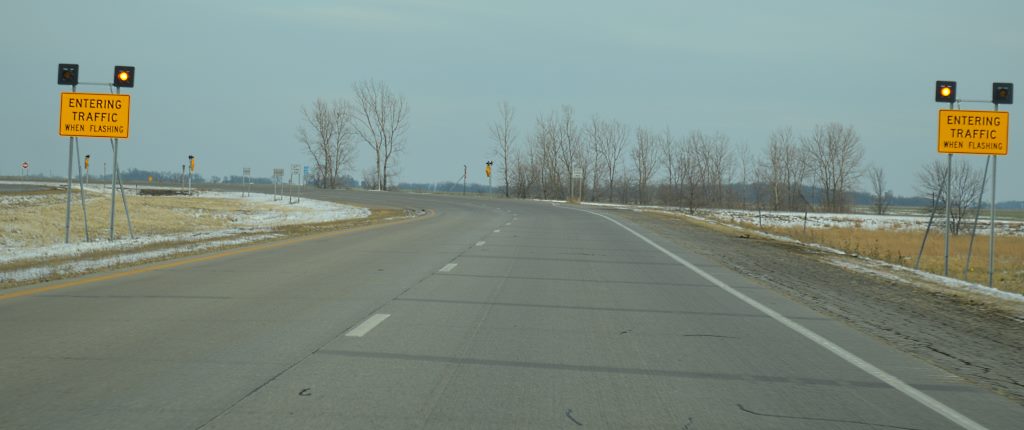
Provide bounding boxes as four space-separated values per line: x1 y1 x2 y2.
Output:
439 263 458 273
345 314 390 337
578 208 989 430
494 229 501 233
475 241 486 246
505 222 512 226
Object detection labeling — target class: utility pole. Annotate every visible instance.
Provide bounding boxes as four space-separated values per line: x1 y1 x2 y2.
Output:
463 165 467 196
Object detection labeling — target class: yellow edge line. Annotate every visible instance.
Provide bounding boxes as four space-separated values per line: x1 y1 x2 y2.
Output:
0 210 434 301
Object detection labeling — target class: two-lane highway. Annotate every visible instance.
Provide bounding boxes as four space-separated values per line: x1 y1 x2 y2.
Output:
2 190 1023 429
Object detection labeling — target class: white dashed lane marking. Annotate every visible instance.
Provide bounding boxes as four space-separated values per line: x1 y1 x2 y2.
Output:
345 314 390 337
439 263 458 273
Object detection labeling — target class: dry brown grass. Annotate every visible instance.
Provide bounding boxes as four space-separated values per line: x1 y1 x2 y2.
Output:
732 222 1024 295
0 191 413 290
1 191 298 247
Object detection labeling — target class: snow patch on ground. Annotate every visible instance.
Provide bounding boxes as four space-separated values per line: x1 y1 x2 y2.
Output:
580 202 1024 304
2 234 279 283
698 208 1024 237
1 183 370 283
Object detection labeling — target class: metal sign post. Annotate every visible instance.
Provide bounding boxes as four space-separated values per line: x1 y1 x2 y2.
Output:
290 164 300 204
242 167 251 197
571 167 583 202
75 137 90 242
989 154 996 287
273 168 284 201
65 85 76 244
933 82 1011 287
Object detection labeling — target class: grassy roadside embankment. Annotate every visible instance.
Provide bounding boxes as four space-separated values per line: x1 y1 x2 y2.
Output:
688 210 1024 295
0 189 412 290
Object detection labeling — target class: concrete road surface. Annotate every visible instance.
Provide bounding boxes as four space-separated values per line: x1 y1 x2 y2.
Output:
2 190 1022 429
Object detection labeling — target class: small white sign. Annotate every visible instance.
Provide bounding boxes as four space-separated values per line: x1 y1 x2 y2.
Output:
242 167 251 176
571 167 583 179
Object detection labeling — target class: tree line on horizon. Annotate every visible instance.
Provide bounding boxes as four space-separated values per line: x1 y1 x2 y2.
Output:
487 101 991 232
297 79 409 192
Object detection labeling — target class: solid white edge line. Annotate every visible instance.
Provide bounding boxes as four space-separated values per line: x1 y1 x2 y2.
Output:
580 208 988 430
439 263 458 273
494 229 501 233
345 313 390 337
475 241 486 246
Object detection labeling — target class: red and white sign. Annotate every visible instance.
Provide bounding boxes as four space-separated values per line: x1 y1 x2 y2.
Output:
21 162 28 169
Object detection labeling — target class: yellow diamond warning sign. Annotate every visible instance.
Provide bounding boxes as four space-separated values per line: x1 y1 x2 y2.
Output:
937 109 1008 155
59 92 131 139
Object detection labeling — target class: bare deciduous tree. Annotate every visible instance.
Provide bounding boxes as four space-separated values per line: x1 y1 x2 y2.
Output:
528 112 562 199
554 106 583 199
916 158 985 234
587 117 629 202
489 101 517 198
583 116 605 202
802 123 864 212
632 127 659 204
660 127 681 206
867 165 892 215
352 79 409 191
756 127 807 211
297 98 356 189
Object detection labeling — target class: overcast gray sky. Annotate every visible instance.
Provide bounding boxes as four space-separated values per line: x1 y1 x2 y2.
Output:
2 0 1021 200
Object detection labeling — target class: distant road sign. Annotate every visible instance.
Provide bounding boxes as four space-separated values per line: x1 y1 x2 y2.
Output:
243 167 251 176
59 93 131 139
21 162 29 169
273 168 284 178
571 167 583 179
291 164 300 175
938 109 1009 155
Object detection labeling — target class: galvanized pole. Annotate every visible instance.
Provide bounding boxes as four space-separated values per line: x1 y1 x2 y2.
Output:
116 146 134 239
989 154 996 287
65 84 76 244
75 137 90 242
109 138 117 240
943 99 954 277
962 155 989 279
65 135 74 243
944 153 951 276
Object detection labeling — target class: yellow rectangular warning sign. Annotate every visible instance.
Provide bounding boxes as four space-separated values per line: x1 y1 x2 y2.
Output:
937 109 1009 155
59 92 131 139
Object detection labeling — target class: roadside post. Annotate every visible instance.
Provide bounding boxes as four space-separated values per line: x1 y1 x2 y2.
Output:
302 165 308 201
572 167 583 202
933 80 1011 287
242 167 251 197
21 161 28 177
57 63 134 242
485 161 493 197
273 168 284 201
187 155 195 195
289 164 300 204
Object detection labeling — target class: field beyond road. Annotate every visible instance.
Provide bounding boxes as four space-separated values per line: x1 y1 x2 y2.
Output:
685 208 1024 295
0 184 393 288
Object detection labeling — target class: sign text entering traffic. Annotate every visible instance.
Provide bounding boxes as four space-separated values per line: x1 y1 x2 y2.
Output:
59 92 131 139
937 109 1009 155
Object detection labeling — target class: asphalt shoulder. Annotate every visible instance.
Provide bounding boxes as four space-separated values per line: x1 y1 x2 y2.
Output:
614 208 1024 407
